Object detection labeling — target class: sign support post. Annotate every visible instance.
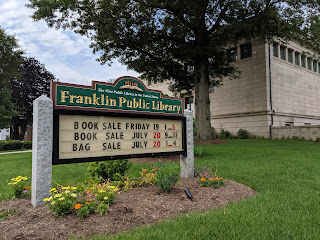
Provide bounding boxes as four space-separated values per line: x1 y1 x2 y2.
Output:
180 109 194 178
31 95 53 207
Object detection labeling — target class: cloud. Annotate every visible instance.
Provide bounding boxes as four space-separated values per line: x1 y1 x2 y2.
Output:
0 0 139 85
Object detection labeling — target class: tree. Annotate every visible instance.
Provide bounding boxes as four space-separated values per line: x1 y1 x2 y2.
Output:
0 27 23 128
27 0 320 140
10 57 57 140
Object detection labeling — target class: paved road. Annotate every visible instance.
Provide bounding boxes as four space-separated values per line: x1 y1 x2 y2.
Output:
0 150 32 155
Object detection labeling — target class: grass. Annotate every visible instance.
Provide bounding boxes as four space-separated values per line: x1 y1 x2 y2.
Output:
1 139 320 239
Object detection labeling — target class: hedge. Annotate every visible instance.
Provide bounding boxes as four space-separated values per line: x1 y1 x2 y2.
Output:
0 140 32 151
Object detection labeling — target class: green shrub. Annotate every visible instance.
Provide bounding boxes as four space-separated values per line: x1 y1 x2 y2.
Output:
0 142 5 151
23 141 32 149
155 161 180 192
316 137 320 142
218 129 231 139
4 140 23 150
237 129 249 139
291 136 299 140
87 159 131 181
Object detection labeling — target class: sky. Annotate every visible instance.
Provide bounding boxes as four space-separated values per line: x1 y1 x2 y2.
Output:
0 0 139 86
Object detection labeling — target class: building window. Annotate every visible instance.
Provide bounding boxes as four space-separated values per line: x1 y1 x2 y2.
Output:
304 123 311 126
301 55 306 68
240 43 252 59
280 45 286 60
273 43 279 57
285 122 294 126
307 58 312 70
147 79 152 85
227 47 238 62
6 129 9 132
313 61 317 73
288 49 293 63
295 52 300 66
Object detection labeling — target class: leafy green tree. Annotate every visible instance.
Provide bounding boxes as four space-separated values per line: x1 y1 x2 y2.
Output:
0 27 23 128
27 0 320 140
10 57 57 140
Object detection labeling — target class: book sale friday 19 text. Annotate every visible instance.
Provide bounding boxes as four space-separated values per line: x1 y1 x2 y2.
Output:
58 115 183 160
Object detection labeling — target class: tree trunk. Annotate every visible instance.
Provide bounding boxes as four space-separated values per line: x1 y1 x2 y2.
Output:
194 59 213 140
194 0 213 140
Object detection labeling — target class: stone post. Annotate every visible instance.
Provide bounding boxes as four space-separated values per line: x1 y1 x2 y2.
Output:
31 95 53 207
180 109 194 178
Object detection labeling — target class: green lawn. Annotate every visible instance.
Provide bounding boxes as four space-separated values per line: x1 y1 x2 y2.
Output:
1 139 320 239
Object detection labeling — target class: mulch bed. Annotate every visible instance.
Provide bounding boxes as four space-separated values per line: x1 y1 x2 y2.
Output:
0 178 255 240
0 139 255 240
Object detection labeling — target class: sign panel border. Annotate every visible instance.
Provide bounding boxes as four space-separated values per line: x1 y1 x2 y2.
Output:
53 109 187 165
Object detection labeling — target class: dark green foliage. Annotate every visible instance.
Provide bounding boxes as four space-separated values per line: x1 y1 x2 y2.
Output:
291 136 299 140
27 0 320 140
87 160 131 181
10 57 57 140
218 129 231 139
237 129 249 139
23 141 32 149
0 140 31 151
0 28 23 128
155 161 180 192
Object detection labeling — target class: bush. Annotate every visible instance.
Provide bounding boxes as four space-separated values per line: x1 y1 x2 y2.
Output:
218 129 231 139
23 141 32 149
237 129 249 139
0 140 31 151
4 140 23 150
87 159 131 181
155 161 180 192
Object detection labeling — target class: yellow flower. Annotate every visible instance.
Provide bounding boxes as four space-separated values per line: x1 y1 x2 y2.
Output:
64 190 70 194
55 194 62 198
71 193 77 197
51 201 56 205
62 186 71 190
71 187 77 190
43 198 50 202
104 196 108 200
58 197 65 201
111 186 115 189
50 188 57 192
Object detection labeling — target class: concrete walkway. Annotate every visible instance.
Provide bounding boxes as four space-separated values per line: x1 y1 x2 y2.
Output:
0 150 32 155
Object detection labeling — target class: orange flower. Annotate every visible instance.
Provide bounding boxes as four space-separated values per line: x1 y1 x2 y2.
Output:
218 178 223 181
151 168 156 172
24 186 31 190
201 177 206 182
209 178 214 181
74 204 81 210
85 202 89 204
88 199 93 202
143 169 147 173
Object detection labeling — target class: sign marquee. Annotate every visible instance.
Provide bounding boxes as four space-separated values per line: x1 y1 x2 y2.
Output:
52 76 186 164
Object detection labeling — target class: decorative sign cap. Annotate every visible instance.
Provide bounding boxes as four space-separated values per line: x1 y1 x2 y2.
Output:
51 76 184 116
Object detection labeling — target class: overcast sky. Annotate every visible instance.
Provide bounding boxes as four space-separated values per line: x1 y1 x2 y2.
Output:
0 0 139 86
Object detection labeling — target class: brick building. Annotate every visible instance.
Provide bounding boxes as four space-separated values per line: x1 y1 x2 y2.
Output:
145 39 320 138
